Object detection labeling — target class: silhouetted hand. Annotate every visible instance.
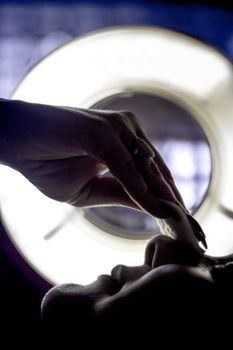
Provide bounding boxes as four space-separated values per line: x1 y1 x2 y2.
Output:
1 99 185 218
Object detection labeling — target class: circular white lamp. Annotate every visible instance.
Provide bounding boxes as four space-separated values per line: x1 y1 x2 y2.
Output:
0 26 233 286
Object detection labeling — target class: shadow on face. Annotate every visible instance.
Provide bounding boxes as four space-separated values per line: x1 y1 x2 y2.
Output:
41 235 223 343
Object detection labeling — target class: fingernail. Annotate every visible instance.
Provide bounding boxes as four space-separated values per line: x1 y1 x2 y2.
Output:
187 214 207 249
158 201 182 222
201 237 208 250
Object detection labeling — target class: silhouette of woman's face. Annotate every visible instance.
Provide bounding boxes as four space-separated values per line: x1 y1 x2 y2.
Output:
42 235 216 330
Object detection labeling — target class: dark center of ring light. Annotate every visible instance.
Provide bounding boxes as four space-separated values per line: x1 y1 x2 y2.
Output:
83 91 212 240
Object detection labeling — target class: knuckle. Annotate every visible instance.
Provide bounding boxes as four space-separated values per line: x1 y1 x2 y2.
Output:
107 111 123 123
103 112 128 134
123 111 138 127
123 110 136 120
116 111 130 126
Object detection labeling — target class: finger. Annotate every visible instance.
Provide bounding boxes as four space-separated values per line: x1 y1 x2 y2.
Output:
123 107 186 207
144 235 175 267
135 156 178 204
115 111 185 208
145 235 181 268
144 235 203 268
102 137 172 218
70 176 141 210
135 127 187 209
71 176 174 221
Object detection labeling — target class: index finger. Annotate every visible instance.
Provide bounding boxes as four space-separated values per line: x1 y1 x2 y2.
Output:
102 136 172 219
136 128 187 210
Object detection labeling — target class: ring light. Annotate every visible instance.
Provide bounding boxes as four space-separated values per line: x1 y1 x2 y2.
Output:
0 26 233 285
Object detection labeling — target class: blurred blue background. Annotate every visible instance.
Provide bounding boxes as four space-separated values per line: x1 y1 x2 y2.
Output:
0 0 232 98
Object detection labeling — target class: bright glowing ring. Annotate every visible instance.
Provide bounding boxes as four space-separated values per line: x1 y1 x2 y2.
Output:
0 26 233 285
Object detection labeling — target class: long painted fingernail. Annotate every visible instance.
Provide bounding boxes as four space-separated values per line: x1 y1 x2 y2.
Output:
187 214 208 249
201 237 208 250
158 201 182 222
